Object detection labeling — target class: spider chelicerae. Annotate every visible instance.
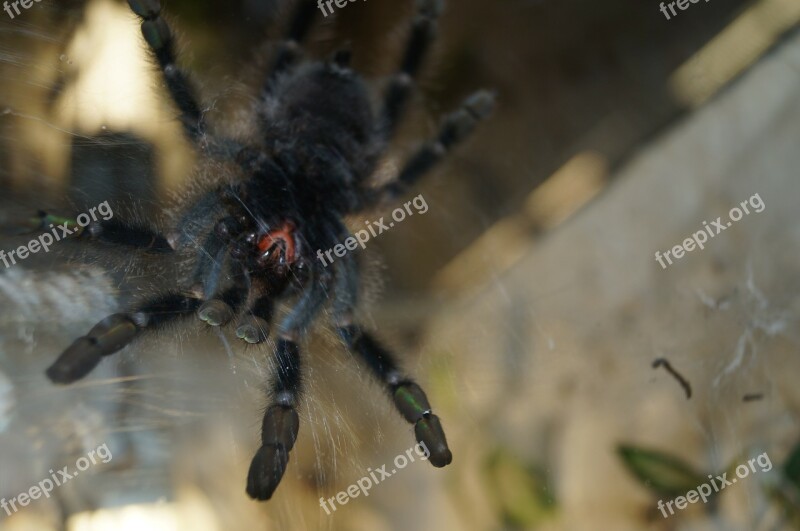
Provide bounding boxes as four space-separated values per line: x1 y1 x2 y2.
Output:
39 0 493 501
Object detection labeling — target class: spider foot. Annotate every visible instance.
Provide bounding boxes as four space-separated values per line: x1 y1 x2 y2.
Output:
247 445 288 501
197 300 234 327
246 404 299 500
127 0 160 19
394 382 452 467
235 316 270 344
46 314 138 384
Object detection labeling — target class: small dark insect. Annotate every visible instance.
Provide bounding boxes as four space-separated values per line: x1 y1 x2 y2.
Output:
742 393 764 402
652 358 692 399
36 0 493 500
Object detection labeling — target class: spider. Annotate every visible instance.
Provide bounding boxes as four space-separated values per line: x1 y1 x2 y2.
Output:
39 0 493 501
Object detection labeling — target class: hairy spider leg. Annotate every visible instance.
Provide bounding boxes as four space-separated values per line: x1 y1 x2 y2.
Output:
128 0 206 143
337 325 452 467
246 338 302 500
21 210 174 253
259 0 318 111
246 269 333 499
368 90 495 205
331 250 452 467
380 0 444 142
45 292 202 384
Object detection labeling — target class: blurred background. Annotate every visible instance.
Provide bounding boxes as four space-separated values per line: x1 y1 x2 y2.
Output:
1 0 800 529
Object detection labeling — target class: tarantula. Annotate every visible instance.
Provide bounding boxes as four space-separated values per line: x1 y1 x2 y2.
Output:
41 0 493 500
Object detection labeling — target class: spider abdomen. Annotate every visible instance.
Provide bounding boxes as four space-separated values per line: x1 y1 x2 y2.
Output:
267 63 375 164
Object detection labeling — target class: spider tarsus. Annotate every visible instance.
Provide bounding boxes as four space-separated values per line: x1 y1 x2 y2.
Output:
393 383 452 467
414 414 452 467
127 0 161 20
236 316 270 344
464 90 497 120
197 300 235 327
441 92 497 147
45 338 103 384
246 444 289 501
46 314 138 384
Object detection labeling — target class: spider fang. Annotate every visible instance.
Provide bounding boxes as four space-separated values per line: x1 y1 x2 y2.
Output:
257 222 297 265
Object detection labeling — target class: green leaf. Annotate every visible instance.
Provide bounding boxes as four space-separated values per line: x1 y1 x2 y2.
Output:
484 448 556 527
618 445 707 498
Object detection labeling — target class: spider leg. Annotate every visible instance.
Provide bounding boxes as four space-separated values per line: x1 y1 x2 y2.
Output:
368 90 495 205
20 210 174 253
246 338 302 500
259 0 317 104
331 252 451 466
337 325 452 467
246 269 331 499
127 0 206 143
46 292 201 384
379 0 444 141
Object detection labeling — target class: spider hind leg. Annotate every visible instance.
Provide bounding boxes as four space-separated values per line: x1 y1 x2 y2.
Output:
338 325 452 467
380 0 444 141
258 0 318 116
370 89 495 204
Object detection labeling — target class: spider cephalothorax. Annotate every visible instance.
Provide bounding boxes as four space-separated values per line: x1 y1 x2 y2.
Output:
40 0 493 501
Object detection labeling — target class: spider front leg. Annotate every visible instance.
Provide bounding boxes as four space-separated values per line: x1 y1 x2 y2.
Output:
46 292 201 384
127 0 206 142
